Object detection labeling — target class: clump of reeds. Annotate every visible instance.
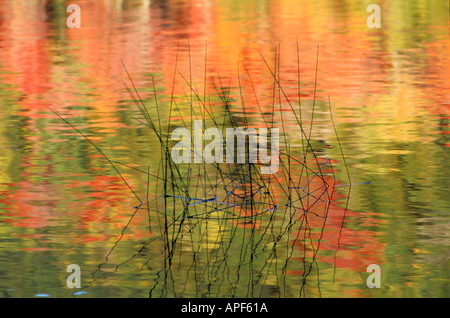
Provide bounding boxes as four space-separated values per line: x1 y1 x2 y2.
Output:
52 41 351 298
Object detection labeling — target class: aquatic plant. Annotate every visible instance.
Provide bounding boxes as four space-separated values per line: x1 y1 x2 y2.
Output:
51 41 351 298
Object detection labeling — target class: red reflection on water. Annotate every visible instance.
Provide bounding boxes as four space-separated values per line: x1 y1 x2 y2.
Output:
260 157 386 273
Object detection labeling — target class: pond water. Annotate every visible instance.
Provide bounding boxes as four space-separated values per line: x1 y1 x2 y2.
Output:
0 0 448 298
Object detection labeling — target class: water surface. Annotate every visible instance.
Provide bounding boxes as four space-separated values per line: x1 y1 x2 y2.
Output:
0 0 448 298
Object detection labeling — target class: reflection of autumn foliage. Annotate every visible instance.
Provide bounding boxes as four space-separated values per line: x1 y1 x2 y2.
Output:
0 0 446 134
281 168 385 272
1 163 149 243
2 157 57 229
66 174 151 242
0 1 52 121
423 38 449 113
0 1 445 300
423 38 450 146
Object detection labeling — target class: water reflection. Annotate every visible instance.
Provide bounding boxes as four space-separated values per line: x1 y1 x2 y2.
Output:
0 0 448 298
